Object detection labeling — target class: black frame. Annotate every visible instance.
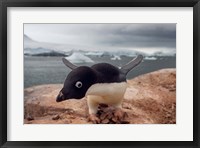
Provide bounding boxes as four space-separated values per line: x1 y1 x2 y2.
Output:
0 0 199 148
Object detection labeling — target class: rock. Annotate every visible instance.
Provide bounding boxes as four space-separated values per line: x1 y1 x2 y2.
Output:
24 68 176 124
96 104 129 124
88 114 100 124
101 118 110 124
26 114 34 121
65 108 74 114
52 115 60 120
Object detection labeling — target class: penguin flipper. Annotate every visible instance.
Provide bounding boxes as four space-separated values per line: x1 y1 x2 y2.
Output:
120 55 143 75
62 57 78 70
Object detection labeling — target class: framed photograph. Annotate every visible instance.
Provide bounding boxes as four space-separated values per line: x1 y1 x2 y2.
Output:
1 0 199 147
23 23 177 125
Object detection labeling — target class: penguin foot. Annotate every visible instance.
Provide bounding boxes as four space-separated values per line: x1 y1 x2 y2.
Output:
88 114 100 124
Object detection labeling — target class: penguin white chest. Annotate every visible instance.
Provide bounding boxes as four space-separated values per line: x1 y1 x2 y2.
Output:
86 82 127 114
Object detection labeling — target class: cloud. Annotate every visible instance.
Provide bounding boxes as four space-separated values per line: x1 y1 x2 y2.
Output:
24 23 176 50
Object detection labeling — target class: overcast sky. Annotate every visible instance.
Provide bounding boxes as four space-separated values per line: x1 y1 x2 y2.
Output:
24 24 176 52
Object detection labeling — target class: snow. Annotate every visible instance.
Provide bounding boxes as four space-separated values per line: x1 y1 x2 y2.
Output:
65 52 94 63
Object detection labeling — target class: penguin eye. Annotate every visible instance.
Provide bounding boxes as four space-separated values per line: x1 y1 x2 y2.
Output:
75 81 82 88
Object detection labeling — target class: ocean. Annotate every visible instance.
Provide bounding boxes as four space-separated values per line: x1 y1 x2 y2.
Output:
24 56 176 88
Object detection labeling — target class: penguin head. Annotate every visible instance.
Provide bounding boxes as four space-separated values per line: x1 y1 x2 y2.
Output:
56 66 97 102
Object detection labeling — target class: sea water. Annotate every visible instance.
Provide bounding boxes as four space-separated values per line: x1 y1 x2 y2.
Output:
24 56 176 88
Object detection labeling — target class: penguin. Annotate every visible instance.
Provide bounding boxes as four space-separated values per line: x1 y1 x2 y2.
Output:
56 54 143 122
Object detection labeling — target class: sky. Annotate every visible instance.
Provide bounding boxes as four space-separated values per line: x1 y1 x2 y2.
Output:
24 24 176 53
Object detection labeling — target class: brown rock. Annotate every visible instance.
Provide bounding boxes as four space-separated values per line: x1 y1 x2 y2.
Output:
96 104 130 124
27 115 34 121
65 108 74 114
52 115 60 120
88 114 100 124
101 119 110 124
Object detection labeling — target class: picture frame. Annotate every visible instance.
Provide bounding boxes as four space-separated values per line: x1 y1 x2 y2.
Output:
0 0 199 147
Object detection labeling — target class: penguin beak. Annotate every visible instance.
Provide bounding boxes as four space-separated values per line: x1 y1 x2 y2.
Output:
56 91 65 102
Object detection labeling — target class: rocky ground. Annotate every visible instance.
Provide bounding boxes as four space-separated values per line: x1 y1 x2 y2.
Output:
24 68 176 124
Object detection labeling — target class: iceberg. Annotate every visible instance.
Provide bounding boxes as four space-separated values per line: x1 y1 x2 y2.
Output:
65 52 94 63
84 51 104 57
111 55 121 60
144 56 157 60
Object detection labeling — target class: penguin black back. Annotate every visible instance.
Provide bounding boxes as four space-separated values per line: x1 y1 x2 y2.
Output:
91 63 126 83
56 55 143 102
